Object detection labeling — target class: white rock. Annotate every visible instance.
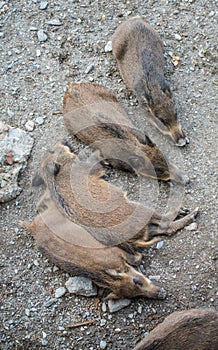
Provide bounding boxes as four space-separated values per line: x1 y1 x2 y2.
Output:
105 41 112 52
186 222 198 231
65 277 97 296
156 241 164 249
101 302 107 312
100 340 107 349
46 19 62 26
175 34 182 41
108 298 131 313
55 287 66 298
40 1 48 10
35 116 44 125
37 30 47 42
25 120 35 132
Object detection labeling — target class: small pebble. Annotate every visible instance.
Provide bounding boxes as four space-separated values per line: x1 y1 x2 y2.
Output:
55 287 66 298
33 259 39 266
65 276 97 296
137 305 142 314
53 266 59 272
41 339 48 346
101 302 107 313
175 34 182 41
46 19 62 26
100 319 106 327
85 64 94 74
25 309 30 317
37 30 47 42
7 108 15 119
35 116 44 125
42 331 47 338
108 298 131 313
115 328 121 333
39 1 48 10
186 223 198 231
0 2 6 10
30 26 38 31
105 41 112 52
44 298 57 308
100 340 107 349
25 120 35 132
148 275 161 281
156 241 164 249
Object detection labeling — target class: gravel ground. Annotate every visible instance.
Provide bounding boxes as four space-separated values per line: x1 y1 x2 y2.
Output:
0 1 217 349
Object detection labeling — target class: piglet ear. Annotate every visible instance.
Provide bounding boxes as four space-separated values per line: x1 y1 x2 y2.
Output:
105 268 128 278
32 172 44 186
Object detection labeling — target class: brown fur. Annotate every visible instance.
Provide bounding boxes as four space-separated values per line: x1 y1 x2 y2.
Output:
63 82 188 184
28 143 199 299
133 308 218 350
112 16 188 146
32 143 198 251
23 198 166 300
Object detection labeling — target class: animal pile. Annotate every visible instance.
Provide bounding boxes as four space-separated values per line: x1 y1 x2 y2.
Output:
25 16 199 301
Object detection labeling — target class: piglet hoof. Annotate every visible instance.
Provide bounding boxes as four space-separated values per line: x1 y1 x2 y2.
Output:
190 207 199 219
179 207 190 215
157 288 167 300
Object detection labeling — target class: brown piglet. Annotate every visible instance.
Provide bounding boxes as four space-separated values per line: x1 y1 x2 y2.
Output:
112 16 188 146
63 82 188 183
133 308 218 350
22 197 168 300
32 142 198 261
27 142 199 299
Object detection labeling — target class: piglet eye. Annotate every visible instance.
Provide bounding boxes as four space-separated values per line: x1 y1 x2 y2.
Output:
133 278 143 287
159 118 167 126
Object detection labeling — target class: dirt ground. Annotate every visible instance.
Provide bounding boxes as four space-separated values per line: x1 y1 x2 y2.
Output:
0 1 217 349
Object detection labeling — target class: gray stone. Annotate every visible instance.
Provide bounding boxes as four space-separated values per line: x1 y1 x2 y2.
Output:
25 120 35 132
100 340 107 349
37 30 48 42
25 309 30 317
85 64 94 74
0 2 6 10
0 124 34 203
44 298 57 308
108 298 131 313
148 275 161 281
40 1 48 10
186 222 198 231
35 116 44 125
65 277 97 296
100 319 106 326
156 241 164 249
55 287 66 298
101 302 107 312
46 19 62 26
175 33 182 41
41 339 48 346
105 41 112 52
7 108 15 119
30 26 38 31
